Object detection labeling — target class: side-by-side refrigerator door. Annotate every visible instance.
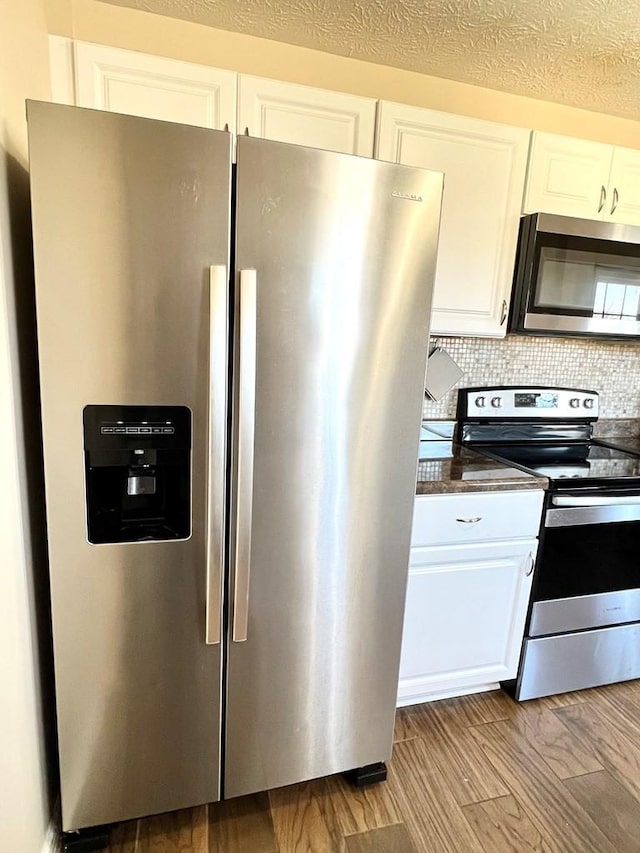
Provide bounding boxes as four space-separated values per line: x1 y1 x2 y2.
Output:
27 102 232 831
226 135 443 797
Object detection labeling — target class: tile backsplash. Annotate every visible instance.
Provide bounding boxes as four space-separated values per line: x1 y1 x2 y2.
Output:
422 335 640 419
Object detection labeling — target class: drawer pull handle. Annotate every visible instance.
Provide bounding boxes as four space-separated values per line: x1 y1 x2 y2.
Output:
456 516 482 524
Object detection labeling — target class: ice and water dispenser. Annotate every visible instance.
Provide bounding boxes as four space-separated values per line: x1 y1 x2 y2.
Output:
83 405 191 544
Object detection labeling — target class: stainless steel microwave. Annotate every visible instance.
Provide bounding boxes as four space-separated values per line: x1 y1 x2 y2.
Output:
508 213 640 341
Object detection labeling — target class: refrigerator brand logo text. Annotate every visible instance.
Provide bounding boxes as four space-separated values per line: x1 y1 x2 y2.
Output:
392 191 423 202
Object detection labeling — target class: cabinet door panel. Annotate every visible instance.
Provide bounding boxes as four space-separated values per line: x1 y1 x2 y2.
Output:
239 75 376 155
608 146 640 226
74 42 237 132
376 102 529 337
523 132 612 219
398 541 537 706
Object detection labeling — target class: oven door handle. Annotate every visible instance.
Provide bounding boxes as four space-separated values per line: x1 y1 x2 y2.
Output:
547 496 640 527
551 495 640 507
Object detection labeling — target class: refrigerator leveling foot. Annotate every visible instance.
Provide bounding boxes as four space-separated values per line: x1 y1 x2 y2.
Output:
62 825 110 852
345 762 388 788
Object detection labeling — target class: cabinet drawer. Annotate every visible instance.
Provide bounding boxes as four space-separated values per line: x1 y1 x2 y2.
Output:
411 490 544 547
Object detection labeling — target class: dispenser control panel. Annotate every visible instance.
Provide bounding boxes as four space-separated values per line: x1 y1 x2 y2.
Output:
100 423 175 435
83 405 190 451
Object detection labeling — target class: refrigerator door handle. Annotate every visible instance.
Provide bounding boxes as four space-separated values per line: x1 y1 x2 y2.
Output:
205 264 229 645
233 268 257 642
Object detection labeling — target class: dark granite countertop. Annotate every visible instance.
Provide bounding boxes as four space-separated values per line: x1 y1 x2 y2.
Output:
415 417 640 496
593 418 640 439
593 418 640 454
597 436 640 454
416 445 548 495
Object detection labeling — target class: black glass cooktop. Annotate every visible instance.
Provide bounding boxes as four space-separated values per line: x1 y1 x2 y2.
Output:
482 441 640 485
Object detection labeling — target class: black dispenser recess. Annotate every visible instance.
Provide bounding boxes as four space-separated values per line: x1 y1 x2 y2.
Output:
83 405 191 544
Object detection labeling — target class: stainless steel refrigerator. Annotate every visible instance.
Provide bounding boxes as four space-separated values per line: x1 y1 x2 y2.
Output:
27 100 443 833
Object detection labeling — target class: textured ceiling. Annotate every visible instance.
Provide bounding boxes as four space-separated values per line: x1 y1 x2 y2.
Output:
99 0 640 120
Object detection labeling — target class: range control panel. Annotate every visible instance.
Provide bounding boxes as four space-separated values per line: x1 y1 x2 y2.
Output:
460 387 599 420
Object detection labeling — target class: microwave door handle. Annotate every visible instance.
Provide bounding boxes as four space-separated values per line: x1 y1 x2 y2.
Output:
552 495 640 507
205 265 228 645
598 185 607 213
232 269 257 643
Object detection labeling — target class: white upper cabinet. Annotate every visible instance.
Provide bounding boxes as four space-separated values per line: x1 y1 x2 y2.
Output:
50 40 376 157
524 133 612 219
70 41 237 132
607 146 640 225
376 102 530 338
524 131 640 226
49 35 76 106
238 75 376 155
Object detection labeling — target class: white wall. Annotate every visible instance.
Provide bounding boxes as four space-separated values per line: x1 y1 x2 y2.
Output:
0 1 54 851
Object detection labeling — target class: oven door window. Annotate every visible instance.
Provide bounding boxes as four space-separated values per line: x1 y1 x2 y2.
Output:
535 519 640 600
531 233 640 320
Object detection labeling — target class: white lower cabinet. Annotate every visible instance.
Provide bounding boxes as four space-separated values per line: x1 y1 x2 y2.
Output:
398 490 544 706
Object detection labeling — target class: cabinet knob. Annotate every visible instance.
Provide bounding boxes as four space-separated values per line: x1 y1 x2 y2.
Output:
456 516 482 524
526 553 535 576
500 299 508 326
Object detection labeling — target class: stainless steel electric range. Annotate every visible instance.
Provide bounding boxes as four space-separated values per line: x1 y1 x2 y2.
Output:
457 386 640 700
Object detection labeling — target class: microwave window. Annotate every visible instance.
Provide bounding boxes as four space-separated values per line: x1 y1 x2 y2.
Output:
534 246 640 319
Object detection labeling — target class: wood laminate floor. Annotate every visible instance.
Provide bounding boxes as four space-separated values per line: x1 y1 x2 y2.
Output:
105 680 640 852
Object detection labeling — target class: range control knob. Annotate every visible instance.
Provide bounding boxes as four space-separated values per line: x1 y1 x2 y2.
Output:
491 396 503 408
584 398 595 409
569 398 581 408
475 395 486 408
